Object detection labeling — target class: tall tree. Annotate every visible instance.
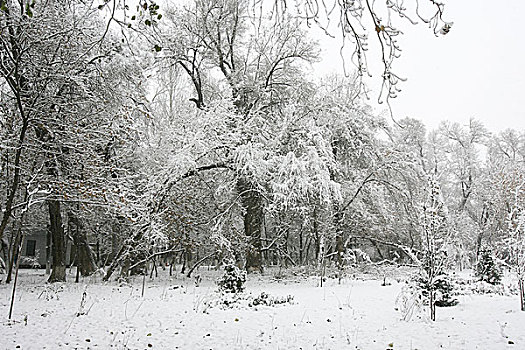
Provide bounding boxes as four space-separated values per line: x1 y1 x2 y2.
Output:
1 0 145 282
156 0 319 271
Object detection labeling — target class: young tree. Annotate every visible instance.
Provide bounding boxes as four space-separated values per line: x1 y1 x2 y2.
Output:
419 174 455 321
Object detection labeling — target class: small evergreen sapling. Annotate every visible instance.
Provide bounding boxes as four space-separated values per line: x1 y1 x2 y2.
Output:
475 250 502 285
415 272 458 308
433 275 459 307
217 260 246 293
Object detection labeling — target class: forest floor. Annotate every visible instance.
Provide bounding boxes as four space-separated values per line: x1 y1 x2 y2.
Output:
0 266 524 350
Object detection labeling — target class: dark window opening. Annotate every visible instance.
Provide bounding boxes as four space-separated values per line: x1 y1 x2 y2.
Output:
26 239 36 257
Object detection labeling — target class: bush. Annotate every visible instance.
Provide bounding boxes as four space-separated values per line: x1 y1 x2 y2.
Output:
433 277 459 307
249 292 294 307
475 250 502 285
415 273 458 307
217 260 246 293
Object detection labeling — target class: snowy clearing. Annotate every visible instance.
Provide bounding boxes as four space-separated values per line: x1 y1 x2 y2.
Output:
1 268 524 350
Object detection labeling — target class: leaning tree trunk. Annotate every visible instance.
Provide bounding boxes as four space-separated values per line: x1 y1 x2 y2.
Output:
47 200 66 283
237 178 263 273
5 228 21 284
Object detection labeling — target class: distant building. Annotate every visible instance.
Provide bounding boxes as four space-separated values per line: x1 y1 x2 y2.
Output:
18 229 73 268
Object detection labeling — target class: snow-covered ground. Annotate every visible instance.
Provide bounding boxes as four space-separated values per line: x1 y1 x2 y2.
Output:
1 267 524 349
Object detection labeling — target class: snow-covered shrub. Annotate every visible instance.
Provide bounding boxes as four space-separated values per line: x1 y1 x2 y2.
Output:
344 248 372 266
475 250 502 285
217 260 246 293
470 281 506 295
20 255 41 268
395 283 426 321
200 291 294 312
443 272 507 296
249 292 294 307
199 293 245 313
396 272 458 321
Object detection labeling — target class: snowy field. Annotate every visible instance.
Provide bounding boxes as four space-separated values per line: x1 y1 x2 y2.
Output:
1 267 524 350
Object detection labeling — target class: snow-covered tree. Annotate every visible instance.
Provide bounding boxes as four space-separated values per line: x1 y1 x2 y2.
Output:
0 0 146 282
506 179 525 310
419 174 455 321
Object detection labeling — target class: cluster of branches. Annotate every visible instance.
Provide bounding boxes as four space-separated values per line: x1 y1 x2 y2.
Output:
0 0 456 285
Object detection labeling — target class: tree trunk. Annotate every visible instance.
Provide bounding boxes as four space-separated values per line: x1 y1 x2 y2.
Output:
0 118 29 243
95 239 100 264
47 200 66 283
518 278 525 311
299 228 303 265
5 228 21 284
334 222 345 267
103 245 126 281
475 230 484 262
304 237 312 265
313 208 319 262
181 247 193 274
68 211 96 276
476 205 489 263
111 228 119 262
333 207 346 283
120 255 130 279
237 178 263 272
0 238 8 272
45 226 51 274
103 224 149 281
76 233 96 276
369 238 385 260
430 290 436 321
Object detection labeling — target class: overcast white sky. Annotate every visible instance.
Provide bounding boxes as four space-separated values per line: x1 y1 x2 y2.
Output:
311 0 525 133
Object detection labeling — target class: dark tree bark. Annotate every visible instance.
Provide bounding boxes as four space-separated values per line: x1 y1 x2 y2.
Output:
237 178 263 272
47 200 66 283
181 247 193 274
334 208 346 270
313 207 320 262
430 289 436 321
103 245 126 282
45 226 51 274
0 117 27 242
5 227 21 284
103 224 149 281
0 238 8 272
475 204 490 261
518 278 525 311
120 255 130 279
299 228 304 265
68 211 96 277
0 1 33 243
